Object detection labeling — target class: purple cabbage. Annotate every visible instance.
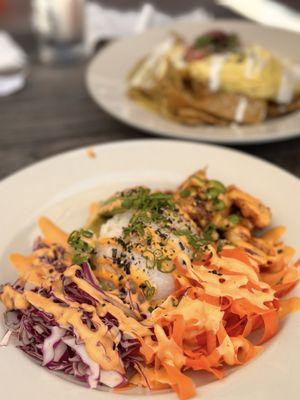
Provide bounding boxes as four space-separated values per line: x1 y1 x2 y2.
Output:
0 239 144 390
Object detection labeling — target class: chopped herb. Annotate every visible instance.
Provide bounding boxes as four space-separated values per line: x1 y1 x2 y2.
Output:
193 31 240 54
121 187 175 212
206 188 221 200
208 180 226 193
228 214 240 225
216 239 227 253
174 229 206 250
139 280 155 300
67 229 95 264
180 188 191 198
122 188 176 238
214 199 226 211
146 234 152 246
203 224 219 241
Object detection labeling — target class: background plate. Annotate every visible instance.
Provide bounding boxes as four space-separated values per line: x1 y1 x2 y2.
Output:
86 20 300 145
0 139 299 399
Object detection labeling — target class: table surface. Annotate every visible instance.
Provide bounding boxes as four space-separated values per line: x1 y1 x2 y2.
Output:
0 0 299 181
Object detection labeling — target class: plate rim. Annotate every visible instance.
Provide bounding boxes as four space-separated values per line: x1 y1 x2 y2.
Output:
1 138 299 187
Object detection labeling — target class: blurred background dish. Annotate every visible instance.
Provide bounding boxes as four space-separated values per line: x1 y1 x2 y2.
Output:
127 30 300 127
87 19 300 144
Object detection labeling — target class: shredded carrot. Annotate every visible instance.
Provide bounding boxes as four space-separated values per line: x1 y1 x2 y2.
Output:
259 310 279 344
221 248 253 268
279 297 300 318
163 363 196 400
273 281 297 298
172 315 185 347
206 330 217 353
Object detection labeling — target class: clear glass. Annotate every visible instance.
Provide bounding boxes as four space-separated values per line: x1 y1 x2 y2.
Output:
32 0 86 64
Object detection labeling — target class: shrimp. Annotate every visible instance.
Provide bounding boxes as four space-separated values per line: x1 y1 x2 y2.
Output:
227 186 271 228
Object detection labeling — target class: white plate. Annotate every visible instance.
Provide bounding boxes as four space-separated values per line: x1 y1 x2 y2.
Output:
86 19 300 145
0 139 299 400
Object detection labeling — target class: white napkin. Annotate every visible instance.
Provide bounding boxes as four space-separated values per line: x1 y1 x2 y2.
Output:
217 0 300 33
0 31 27 96
85 2 212 52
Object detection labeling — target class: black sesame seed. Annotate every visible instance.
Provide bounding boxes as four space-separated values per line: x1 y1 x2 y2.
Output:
179 242 185 251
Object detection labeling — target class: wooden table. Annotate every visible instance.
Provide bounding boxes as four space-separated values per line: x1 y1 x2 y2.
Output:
0 0 299 180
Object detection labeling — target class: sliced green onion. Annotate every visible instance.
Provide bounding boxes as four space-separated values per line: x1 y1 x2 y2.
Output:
206 188 220 199
157 262 176 273
215 199 226 211
228 214 240 225
180 188 191 198
203 224 219 241
81 229 94 238
208 180 226 194
140 281 155 300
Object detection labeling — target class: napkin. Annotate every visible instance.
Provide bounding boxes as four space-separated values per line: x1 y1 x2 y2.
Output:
85 2 212 52
217 0 300 33
0 31 27 96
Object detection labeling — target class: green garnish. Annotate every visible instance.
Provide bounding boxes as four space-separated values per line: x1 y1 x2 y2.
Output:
121 187 175 212
206 188 221 200
203 224 219 241
121 187 176 238
214 199 226 211
123 212 150 237
208 180 226 194
140 280 156 300
217 240 226 253
143 249 173 273
205 180 226 201
228 214 240 225
180 188 191 198
67 229 95 264
174 229 207 251
193 31 240 53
